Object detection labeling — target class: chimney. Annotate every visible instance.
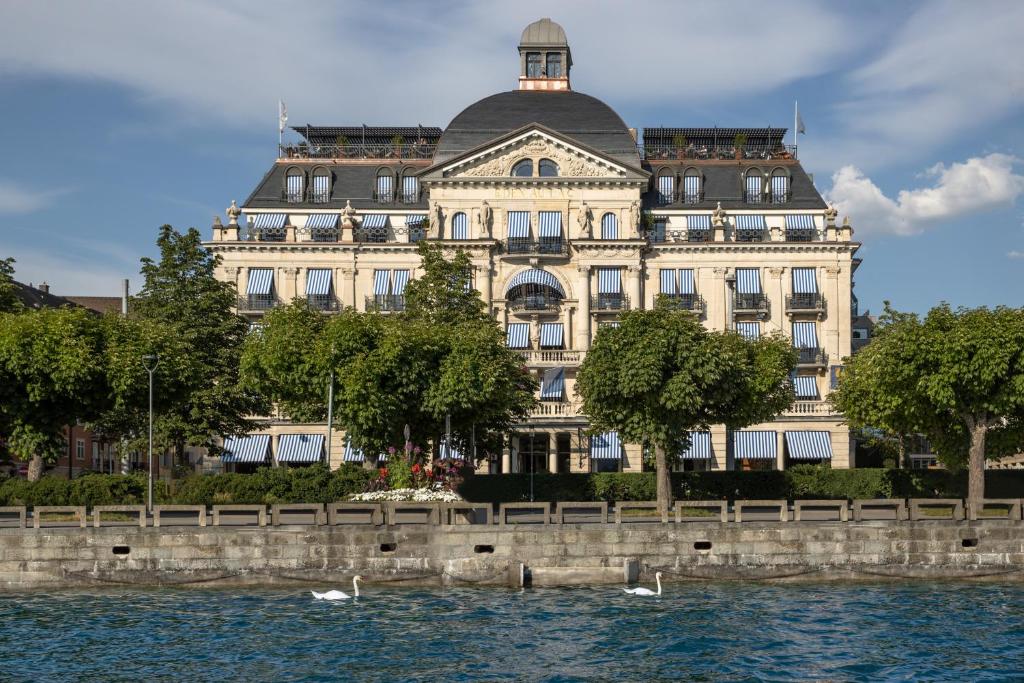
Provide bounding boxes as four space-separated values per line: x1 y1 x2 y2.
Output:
38 282 49 294
121 279 129 315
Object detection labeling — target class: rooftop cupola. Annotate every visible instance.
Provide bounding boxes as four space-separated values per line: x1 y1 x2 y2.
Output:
518 18 571 92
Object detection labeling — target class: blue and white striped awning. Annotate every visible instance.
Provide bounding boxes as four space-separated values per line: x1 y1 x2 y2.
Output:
306 269 332 296
679 269 694 295
792 268 817 294
222 434 271 464
786 214 816 230
792 322 819 348
793 375 819 399
660 269 676 295
451 212 468 240
736 322 760 340
687 214 711 230
539 322 563 348
405 214 427 226
540 367 565 401
601 213 618 239
538 211 562 238
362 214 389 229
507 211 530 238
343 437 365 463
735 215 767 230
735 268 761 294
732 430 777 460
306 214 338 229
506 269 564 296
373 270 391 296
506 323 530 349
439 440 465 460
392 269 410 295
252 214 287 229
680 431 711 459
785 431 833 460
247 268 274 295
597 268 621 294
277 434 324 463
590 431 622 460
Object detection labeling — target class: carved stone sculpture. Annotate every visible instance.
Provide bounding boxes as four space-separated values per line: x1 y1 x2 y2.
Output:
341 200 358 230
824 204 838 227
226 200 241 226
577 201 592 238
430 202 444 239
478 200 493 238
629 200 640 236
711 201 726 227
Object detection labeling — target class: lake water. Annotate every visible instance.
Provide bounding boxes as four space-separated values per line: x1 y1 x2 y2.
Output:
1 582 1022 682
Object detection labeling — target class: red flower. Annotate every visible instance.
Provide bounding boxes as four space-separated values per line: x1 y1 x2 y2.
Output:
379 467 388 477
411 463 421 474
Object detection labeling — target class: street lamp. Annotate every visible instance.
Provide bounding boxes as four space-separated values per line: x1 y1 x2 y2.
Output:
141 354 158 513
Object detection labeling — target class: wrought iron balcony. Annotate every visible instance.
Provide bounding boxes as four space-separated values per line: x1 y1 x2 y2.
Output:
307 295 340 312
592 294 629 311
279 142 437 161
786 293 826 313
786 228 816 242
796 347 828 367
508 295 562 312
504 238 568 256
641 143 797 161
237 295 278 312
733 292 769 315
308 227 339 242
735 228 766 242
242 225 287 242
365 295 405 313
661 293 705 314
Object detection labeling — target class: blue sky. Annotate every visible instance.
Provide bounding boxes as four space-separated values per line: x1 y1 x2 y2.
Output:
0 0 1021 315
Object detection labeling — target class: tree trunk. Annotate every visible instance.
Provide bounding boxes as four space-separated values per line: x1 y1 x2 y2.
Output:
966 419 987 520
654 444 673 519
27 454 44 482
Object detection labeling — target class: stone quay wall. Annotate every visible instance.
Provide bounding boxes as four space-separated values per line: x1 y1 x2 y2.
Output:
1 500 1022 589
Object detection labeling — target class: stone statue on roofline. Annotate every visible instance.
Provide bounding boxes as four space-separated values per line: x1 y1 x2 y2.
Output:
576 201 592 238
824 204 838 228
226 200 241 226
341 199 358 230
712 201 726 227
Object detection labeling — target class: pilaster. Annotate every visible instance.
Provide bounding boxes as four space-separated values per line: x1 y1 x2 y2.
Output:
576 265 592 350
768 266 785 335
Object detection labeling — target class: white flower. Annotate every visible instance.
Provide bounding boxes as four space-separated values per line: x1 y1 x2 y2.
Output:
348 488 463 503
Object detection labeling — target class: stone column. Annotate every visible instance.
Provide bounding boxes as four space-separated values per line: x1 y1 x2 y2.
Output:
576 265 591 350
711 267 728 331
547 432 558 474
710 426 728 471
286 221 297 243
225 267 241 300
341 267 357 309
768 267 785 335
479 261 493 308
563 305 574 351
776 431 786 471
282 267 299 303
627 265 642 311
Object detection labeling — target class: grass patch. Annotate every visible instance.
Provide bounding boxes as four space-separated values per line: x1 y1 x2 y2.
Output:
678 506 717 518
918 506 956 517
619 506 660 517
980 505 1011 518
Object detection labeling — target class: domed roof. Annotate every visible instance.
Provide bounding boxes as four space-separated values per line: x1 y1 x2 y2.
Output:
520 18 568 46
435 90 640 166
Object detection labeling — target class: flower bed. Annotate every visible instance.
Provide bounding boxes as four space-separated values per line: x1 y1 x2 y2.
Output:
348 487 463 503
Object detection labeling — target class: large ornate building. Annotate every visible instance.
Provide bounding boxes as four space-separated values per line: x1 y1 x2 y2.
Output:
206 18 861 474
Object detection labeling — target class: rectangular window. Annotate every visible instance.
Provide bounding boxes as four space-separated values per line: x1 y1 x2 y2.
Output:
451 212 468 240
736 321 760 340
792 322 819 349
652 219 666 243
545 53 562 77
76 439 85 461
506 323 530 349
92 442 100 468
735 268 761 294
659 269 677 295
526 52 543 78
539 322 564 349
507 211 530 239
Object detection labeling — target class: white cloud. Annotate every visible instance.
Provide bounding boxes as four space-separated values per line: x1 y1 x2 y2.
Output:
0 180 69 214
0 243 139 296
825 153 1024 235
1009 251 1024 259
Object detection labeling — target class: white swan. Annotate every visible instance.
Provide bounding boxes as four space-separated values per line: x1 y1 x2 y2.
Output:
311 575 362 600
623 572 662 596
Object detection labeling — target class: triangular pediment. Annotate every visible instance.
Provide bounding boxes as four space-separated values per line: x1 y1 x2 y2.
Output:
426 125 647 181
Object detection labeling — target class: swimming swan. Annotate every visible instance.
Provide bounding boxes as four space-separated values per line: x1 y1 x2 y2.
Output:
311 575 362 600
623 572 662 596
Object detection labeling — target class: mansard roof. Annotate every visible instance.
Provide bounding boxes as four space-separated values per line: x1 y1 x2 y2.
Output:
242 161 428 211
641 161 827 210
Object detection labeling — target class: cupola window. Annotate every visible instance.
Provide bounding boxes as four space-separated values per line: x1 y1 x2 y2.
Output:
526 52 543 78
546 53 562 77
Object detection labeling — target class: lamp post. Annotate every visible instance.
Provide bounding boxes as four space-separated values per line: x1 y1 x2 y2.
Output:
529 425 536 503
141 354 158 513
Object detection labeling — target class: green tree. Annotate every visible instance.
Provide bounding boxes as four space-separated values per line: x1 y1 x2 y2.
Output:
403 241 485 325
0 307 108 480
0 257 21 313
576 299 796 514
132 225 267 469
831 303 1024 513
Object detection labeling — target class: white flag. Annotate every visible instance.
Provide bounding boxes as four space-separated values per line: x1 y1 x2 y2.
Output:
278 100 288 134
796 108 806 135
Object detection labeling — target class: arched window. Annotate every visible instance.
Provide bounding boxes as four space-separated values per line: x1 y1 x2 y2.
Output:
682 168 702 204
285 167 305 203
656 169 675 205
451 212 468 240
512 159 534 177
601 212 618 240
375 168 394 202
401 174 419 203
539 159 559 177
311 167 331 204
526 52 543 78
744 168 764 204
546 53 562 77
770 168 790 203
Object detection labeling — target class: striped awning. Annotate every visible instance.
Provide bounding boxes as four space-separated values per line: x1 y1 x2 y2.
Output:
392 269 410 295
405 214 427 226
687 214 711 230
735 268 761 294
792 268 817 294
252 214 287 229
736 321 760 340
247 268 274 295
507 211 530 238
792 322 819 348
785 431 833 460
451 212 468 239
439 440 465 460
506 269 564 296
538 211 562 238
590 431 622 460
601 213 618 239
793 375 819 399
540 367 565 401
660 269 677 295
597 268 621 294
679 269 694 295
221 434 271 464
680 431 711 459
277 434 324 463
343 437 365 463
306 269 332 296
506 323 530 349
786 214 816 230
732 430 777 460
539 322 563 348
306 214 338 229
362 214 389 228
373 270 391 296
735 215 767 230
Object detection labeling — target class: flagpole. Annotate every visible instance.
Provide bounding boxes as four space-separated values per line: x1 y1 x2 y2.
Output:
794 101 798 151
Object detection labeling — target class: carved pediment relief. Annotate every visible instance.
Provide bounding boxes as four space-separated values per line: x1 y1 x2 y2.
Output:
448 133 626 179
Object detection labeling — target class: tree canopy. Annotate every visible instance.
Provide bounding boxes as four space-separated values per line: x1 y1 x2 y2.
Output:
0 257 21 313
576 299 796 512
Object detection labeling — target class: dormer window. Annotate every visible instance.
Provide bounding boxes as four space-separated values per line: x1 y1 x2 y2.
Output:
512 159 534 177
311 167 330 204
744 169 764 204
539 159 559 177
526 52 543 78
683 169 702 204
375 168 394 202
546 53 562 77
656 169 675 205
285 167 304 203
771 169 790 204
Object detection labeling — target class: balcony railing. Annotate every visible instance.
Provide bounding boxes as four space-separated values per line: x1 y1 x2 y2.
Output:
592 294 629 311
641 143 798 161
661 293 705 314
786 293 826 313
796 347 828 367
504 238 568 256
785 228 816 242
783 400 832 416
242 226 287 242
508 295 562 312
308 227 339 242
372 189 423 205
307 295 340 312
237 295 277 312
530 400 582 418
734 228 766 242
734 292 769 315
517 350 584 365
365 295 405 312
279 143 437 160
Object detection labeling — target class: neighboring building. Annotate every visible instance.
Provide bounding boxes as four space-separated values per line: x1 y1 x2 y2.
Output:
205 18 862 473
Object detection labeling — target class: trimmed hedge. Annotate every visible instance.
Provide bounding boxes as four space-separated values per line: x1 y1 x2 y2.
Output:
0 473 168 507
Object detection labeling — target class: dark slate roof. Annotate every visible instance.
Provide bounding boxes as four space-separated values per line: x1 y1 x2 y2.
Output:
13 282 122 314
435 91 639 166
641 161 826 210
243 162 429 210
292 126 441 146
